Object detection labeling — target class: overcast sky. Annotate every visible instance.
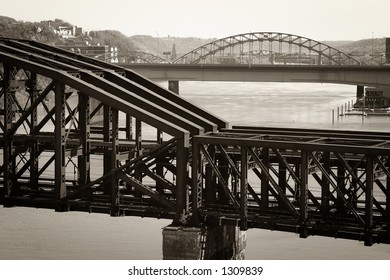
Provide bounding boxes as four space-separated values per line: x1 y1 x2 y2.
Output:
1 0 389 41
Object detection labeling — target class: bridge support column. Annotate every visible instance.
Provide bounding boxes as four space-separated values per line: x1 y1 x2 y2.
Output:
299 150 309 238
320 152 330 214
103 105 120 216
168 80 179 94
336 159 347 214
174 138 189 224
78 93 91 187
3 64 16 205
162 224 246 260
55 81 67 211
260 148 270 208
356 85 364 100
364 155 374 246
28 73 39 191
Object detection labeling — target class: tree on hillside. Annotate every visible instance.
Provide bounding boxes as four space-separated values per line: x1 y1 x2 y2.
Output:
89 30 137 53
0 16 64 44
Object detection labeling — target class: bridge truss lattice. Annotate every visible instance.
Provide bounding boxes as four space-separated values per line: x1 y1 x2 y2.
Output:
174 32 361 65
1 38 390 246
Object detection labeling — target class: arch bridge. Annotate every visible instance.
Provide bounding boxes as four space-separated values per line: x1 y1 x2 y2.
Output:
174 32 361 65
1 38 390 259
115 32 369 66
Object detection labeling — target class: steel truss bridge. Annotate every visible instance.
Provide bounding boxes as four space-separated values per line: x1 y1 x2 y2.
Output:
111 32 388 66
174 32 361 65
1 38 390 247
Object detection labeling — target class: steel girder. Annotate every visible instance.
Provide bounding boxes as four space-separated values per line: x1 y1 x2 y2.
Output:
191 128 390 245
1 38 390 245
174 32 360 65
0 38 227 224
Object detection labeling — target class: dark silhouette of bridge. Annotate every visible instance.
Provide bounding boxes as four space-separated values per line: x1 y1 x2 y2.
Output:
1 34 390 259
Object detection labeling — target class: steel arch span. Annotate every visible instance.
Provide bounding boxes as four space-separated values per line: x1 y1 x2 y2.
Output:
174 32 360 65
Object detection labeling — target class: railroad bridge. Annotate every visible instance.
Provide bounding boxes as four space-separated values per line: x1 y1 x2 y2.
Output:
1 36 390 259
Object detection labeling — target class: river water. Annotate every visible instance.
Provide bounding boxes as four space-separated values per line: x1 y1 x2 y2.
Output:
1 81 390 259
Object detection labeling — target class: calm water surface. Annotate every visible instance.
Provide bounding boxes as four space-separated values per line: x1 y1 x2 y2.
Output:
1 82 390 259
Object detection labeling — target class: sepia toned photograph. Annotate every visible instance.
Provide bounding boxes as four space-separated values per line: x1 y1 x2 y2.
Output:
0 0 390 267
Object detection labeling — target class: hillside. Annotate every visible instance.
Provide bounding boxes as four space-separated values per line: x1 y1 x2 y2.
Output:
88 30 137 53
336 38 385 55
0 15 137 52
129 35 216 57
0 15 387 59
0 16 65 44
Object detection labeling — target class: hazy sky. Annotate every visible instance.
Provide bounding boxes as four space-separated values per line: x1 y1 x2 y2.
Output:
1 0 389 41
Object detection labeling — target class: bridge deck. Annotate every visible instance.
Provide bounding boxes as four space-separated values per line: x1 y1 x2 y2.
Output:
125 63 390 87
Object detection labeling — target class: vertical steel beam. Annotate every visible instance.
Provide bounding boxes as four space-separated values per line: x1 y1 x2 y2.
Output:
231 156 238 198
3 64 16 201
55 81 66 209
365 155 374 246
217 152 230 203
350 168 358 209
155 152 165 194
191 138 201 225
175 137 189 224
260 147 269 208
336 158 347 214
124 114 133 174
78 92 91 186
103 105 112 194
157 129 163 145
240 146 248 230
135 119 142 182
103 104 119 214
300 150 309 238
321 152 330 214
28 72 39 191
125 114 133 140
294 162 301 202
110 108 119 216
205 145 216 204
279 159 287 194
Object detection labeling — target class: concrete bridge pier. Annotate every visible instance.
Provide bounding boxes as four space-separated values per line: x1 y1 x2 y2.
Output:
356 85 364 99
168 80 179 94
162 224 246 260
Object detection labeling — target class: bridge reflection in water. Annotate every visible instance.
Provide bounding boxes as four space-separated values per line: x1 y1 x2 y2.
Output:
0 37 390 260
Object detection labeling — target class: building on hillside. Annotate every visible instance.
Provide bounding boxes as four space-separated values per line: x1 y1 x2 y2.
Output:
55 25 83 39
56 41 118 63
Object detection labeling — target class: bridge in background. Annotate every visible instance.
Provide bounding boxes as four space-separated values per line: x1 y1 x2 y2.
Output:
118 32 390 96
113 32 389 66
1 35 390 259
